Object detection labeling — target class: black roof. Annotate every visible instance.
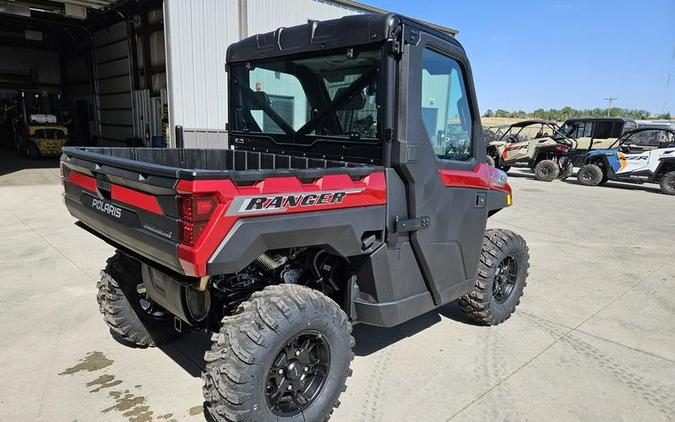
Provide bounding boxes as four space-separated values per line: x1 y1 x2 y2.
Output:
563 117 635 123
227 13 462 63
508 119 557 127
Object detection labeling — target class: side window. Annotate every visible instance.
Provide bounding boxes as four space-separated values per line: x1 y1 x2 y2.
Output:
593 121 614 139
420 48 473 161
572 122 593 138
582 122 593 137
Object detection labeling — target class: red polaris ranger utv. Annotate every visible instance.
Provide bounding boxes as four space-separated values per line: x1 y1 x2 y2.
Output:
61 13 529 422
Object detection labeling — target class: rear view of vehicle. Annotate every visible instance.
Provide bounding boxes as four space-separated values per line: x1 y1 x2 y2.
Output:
486 119 576 181
577 127 675 194
61 13 530 422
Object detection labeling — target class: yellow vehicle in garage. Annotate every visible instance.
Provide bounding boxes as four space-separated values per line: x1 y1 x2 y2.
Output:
11 90 69 158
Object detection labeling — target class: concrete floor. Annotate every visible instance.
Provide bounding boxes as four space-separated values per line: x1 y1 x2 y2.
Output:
0 150 674 422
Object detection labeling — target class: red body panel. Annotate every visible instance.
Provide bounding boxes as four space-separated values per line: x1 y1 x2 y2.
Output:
68 171 97 193
438 163 512 196
66 170 164 215
111 185 164 215
176 172 387 276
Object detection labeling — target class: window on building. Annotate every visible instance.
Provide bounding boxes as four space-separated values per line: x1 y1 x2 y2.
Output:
420 48 473 161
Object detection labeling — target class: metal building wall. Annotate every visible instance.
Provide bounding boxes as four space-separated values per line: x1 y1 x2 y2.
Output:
94 21 135 144
163 0 365 149
163 0 239 148
246 0 363 36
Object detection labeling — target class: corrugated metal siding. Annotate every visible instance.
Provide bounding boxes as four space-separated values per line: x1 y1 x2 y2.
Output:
94 20 134 144
164 0 367 149
164 0 239 148
246 0 364 35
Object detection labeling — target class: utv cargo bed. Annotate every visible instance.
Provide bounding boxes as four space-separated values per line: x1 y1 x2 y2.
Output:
60 147 386 277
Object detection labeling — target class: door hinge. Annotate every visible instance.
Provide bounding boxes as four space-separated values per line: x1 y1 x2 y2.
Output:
395 216 431 233
386 25 403 55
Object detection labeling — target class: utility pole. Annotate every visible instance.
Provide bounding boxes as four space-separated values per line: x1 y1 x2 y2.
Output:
603 97 617 116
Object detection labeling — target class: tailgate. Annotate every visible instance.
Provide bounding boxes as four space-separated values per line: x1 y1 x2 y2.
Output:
61 149 184 274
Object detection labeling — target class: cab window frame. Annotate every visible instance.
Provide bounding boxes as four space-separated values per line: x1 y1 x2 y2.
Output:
417 39 479 169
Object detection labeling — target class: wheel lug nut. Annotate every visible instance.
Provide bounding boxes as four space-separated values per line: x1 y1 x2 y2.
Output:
287 385 293 390
278 369 284 375
295 351 300 356
304 367 308 372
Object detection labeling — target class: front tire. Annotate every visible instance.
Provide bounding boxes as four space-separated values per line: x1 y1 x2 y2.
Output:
202 284 353 422
534 159 560 182
660 171 675 195
97 251 179 347
486 155 496 167
459 229 529 325
577 164 603 186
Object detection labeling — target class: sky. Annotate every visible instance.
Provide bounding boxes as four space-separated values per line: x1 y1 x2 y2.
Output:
366 0 675 115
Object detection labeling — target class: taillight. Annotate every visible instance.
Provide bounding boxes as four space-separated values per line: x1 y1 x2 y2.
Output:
555 145 569 153
179 220 207 246
180 195 218 222
178 194 219 246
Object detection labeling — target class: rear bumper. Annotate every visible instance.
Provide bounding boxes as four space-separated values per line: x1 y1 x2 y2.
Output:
64 193 183 274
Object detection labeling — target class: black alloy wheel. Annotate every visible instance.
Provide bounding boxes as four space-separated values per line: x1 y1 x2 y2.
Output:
266 331 331 416
492 256 518 304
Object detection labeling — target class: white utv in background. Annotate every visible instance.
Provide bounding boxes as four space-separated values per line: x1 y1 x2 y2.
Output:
577 127 675 194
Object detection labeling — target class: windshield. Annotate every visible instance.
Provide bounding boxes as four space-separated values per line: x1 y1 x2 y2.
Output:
502 123 556 143
33 128 65 139
229 47 381 143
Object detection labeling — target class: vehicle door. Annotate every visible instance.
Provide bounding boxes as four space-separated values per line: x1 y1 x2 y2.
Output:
570 120 594 151
502 127 534 162
611 132 653 174
591 120 621 151
394 28 489 305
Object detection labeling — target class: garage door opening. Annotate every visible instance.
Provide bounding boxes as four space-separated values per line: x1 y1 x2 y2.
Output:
0 0 167 175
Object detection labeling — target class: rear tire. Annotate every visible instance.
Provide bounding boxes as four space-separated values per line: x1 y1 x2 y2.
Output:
577 164 603 186
459 229 529 326
534 159 560 182
202 284 353 422
660 171 675 195
97 251 179 347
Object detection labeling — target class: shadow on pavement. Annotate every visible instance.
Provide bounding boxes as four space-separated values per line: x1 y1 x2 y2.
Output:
157 301 480 378
0 147 60 176
353 301 478 356
160 331 212 377
564 178 662 194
